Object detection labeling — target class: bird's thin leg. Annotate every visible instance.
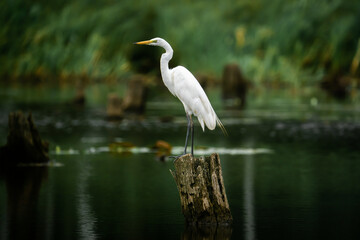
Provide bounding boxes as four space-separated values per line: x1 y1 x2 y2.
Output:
168 114 191 160
183 113 191 155
190 115 194 156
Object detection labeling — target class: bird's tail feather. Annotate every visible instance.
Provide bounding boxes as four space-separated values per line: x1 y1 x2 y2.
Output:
216 118 228 136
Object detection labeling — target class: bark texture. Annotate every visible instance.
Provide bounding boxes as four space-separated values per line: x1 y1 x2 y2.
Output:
171 153 232 226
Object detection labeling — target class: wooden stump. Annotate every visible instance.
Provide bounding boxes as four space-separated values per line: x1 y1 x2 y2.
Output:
106 93 123 120
171 153 232 226
320 71 352 99
122 75 147 114
0 112 49 167
72 85 85 106
222 63 248 108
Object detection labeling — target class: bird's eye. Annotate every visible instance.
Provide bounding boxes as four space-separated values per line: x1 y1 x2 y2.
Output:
153 40 158 43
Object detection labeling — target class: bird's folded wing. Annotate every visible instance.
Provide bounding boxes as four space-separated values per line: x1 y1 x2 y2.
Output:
171 66 217 130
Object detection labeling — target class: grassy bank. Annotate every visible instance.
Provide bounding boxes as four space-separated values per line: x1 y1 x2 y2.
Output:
1 0 360 89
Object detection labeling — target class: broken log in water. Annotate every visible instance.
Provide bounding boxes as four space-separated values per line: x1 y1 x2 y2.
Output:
122 75 148 114
222 63 248 108
72 85 86 106
106 93 123 120
106 75 148 120
0 111 49 167
171 153 232 226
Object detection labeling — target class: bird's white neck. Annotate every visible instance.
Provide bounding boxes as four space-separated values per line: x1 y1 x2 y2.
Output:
160 42 173 86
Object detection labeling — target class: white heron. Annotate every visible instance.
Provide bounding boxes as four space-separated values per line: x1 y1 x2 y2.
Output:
135 37 226 157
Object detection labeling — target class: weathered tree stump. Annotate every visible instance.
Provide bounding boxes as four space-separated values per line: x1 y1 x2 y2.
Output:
171 153 232 226
320 71 353 99
122 75 147 114
222 63 248 108
72 84 86 106
106 93 123 120
0 111 49 167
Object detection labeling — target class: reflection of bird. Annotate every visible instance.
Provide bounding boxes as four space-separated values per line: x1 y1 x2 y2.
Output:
135 37 226 157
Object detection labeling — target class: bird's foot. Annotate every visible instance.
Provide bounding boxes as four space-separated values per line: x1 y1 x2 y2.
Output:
169 153 193 161
168 154 184 160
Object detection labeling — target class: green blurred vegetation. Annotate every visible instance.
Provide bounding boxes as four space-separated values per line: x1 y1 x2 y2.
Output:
1 0 360 88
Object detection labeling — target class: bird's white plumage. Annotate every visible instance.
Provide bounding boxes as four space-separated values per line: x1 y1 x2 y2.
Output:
170 66 217 131
135 37 226 134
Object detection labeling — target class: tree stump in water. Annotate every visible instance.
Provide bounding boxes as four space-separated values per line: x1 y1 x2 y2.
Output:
320 71 353 99
222 63 248 108
122 75 147 114
0 112 49 167
106 93 123 120
72 84 86 106
171 153 232 226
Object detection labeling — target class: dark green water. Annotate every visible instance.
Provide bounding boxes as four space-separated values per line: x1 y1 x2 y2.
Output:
0 87 360 239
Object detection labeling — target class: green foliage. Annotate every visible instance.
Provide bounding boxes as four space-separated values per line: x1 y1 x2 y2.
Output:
1 0 360 86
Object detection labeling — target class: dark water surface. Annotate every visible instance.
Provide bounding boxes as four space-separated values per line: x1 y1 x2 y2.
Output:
1 88 360 239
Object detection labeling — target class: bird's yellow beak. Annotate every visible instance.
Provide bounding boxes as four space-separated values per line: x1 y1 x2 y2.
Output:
134 39 155 45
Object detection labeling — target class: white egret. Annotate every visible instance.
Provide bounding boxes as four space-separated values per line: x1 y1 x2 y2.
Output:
135 37 226 157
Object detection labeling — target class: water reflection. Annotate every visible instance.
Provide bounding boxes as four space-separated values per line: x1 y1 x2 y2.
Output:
182 224 232 240
77 160 98 239
244 155 256 240
0 167 48 240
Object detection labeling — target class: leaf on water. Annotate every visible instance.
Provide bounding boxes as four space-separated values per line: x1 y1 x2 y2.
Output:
153 140 172 151
152 140 172 159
